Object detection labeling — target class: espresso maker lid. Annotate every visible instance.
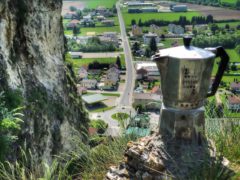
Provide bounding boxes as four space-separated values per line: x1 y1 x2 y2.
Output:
160 36 216 60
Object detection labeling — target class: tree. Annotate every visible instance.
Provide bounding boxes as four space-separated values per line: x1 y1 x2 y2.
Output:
225 24 230 30
206 14 214 24
73 26 80 36
131 19 136 26
70 6 77 12
236 0 240 9
0 93 23 161
138 19 142 26
76 10 82 20
149 37 157 52
231 63 237 71
160 34 165 41
132 42 140 54
210 23 219 35
116 56 121 69
145 47 151 58
236 45 240 54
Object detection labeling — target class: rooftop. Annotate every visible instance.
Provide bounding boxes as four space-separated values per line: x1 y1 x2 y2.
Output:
82 94 108 104
228 95 240 104
231 82 240 88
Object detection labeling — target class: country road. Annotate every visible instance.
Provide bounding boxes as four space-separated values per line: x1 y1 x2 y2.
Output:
89 2 137 137
117 2 135 107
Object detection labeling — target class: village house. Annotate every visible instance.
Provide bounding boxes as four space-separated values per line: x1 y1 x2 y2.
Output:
230 82 240 93
98 66 120 90
99 32 119 47
136 68 148 80
81 79 97 89
168 24 185 35
96 6 107 15
135 62 160 80
132 25 143 36
78 67 88 80
102 19 115 26
149 24 161 36
133 93 162 110
64 11 78 19
96 15 106 21
142 7 158 13
171 5 188 12
227 95 240 111
66 19 80 30
82 14 92 23
143 33 160 44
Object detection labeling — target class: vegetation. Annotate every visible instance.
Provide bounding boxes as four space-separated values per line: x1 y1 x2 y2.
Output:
66 55 125 73
89 119 108 134
68 37 118 52
0 135 136 180
82 0 118 9
123 10 200 27
0 92 23 161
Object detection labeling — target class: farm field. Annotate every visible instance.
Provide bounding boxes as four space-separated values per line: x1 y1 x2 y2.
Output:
122 10 201 27
221 0 237 5
80 0 117 9
159 2 240 20
217 21 240 28
69 54 125 72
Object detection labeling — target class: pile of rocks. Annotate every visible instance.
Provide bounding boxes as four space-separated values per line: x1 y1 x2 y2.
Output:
105 133 219 180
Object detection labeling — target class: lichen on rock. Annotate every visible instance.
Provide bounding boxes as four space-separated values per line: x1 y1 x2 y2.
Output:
0 0 88 162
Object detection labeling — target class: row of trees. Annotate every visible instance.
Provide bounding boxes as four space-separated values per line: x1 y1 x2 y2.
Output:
131 15 214 27
88 56 122 70
192 34 240 49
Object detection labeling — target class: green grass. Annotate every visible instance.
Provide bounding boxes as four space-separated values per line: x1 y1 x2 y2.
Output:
69 54 125 72
221 0 237 5
111 113 129 121
212 49 240 84
122 9 201 27
82 0 117 9
217 21 240 28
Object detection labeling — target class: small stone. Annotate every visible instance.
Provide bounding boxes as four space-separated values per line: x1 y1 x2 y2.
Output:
145 152 165 172
106 172 118 180
135 170 142 179
142 172 153 180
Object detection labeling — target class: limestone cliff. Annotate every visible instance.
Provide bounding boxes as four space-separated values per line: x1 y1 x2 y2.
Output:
0 0 88 161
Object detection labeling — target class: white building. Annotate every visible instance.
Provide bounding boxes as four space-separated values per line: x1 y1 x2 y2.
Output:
143 33 160 44
172 5 187 12
168 24 184 35
135 62 160 80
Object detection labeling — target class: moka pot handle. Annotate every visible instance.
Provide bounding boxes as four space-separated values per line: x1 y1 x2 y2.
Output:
206 47 229 97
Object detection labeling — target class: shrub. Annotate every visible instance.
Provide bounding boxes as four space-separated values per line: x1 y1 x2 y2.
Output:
89 119 108 134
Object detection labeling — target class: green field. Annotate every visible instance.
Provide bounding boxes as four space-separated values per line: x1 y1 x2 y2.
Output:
217 21 240 28
221 0 237 5
82 0 117 9
69 54 125 72
64 17 120 36
122 10 201 27
212 49 240 83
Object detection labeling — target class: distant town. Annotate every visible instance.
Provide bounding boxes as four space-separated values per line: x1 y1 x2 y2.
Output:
62 0 240 137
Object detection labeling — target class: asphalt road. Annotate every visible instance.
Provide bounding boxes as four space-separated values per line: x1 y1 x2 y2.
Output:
117 2 135 107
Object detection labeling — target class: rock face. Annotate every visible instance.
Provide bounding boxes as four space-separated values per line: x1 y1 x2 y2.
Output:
0 0 88 161
106 133 218 180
